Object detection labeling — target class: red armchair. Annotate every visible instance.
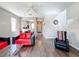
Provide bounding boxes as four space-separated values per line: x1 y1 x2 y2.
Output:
15 32 35 46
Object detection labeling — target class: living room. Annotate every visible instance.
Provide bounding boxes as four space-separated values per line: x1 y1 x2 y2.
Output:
0 2 79 57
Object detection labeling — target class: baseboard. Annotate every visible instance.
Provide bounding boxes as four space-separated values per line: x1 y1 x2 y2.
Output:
43 35 56 39
44 37 55 39
69 44 79 51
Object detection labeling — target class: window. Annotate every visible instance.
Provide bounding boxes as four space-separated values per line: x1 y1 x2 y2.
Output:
31 23 34 30
11 17 16 32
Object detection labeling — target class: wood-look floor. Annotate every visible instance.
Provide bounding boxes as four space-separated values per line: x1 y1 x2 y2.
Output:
0 33 79 57
15 33 79 57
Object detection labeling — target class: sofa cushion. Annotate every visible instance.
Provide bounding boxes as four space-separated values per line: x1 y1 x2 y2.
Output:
26 32 32 39
56 41 67 47
19 35 25 39
58 31 63 41
15 38 31 45
19 32 26 39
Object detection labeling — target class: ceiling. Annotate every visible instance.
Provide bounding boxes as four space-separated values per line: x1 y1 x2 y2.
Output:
0 2 74 18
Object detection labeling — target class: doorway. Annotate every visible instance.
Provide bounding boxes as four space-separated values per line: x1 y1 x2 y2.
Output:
36 21 43 33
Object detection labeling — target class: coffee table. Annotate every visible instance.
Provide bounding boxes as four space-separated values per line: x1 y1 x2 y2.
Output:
0 44 22 57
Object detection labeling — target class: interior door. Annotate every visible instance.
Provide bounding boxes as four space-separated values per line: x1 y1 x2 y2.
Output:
37 21 43 33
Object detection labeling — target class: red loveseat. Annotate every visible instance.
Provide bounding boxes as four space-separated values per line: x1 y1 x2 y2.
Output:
0 37 10 49
15 32 35 46
0 41 8 49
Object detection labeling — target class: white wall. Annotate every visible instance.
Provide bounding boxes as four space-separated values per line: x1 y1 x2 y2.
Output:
43 10 67 39
43 16 56 39
0 8 20 37
56 10 67 31
67 3 79 50
68 19 79 50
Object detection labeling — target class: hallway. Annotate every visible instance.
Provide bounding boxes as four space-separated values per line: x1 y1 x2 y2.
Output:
14 34 79 57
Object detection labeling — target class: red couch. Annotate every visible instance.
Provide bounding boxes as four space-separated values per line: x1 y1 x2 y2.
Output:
0 41 8 49
0 37 10 49
15 32 35 46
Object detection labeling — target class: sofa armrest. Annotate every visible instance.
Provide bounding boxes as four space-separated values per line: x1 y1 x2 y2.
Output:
54 38 58 44
12 35 20 44
0 37 10 45
65 39 69 46
65 39 69 51
15 35 20 40
65 39 69 44
54 38 58 48
54 38 58 42
31 34 35 46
